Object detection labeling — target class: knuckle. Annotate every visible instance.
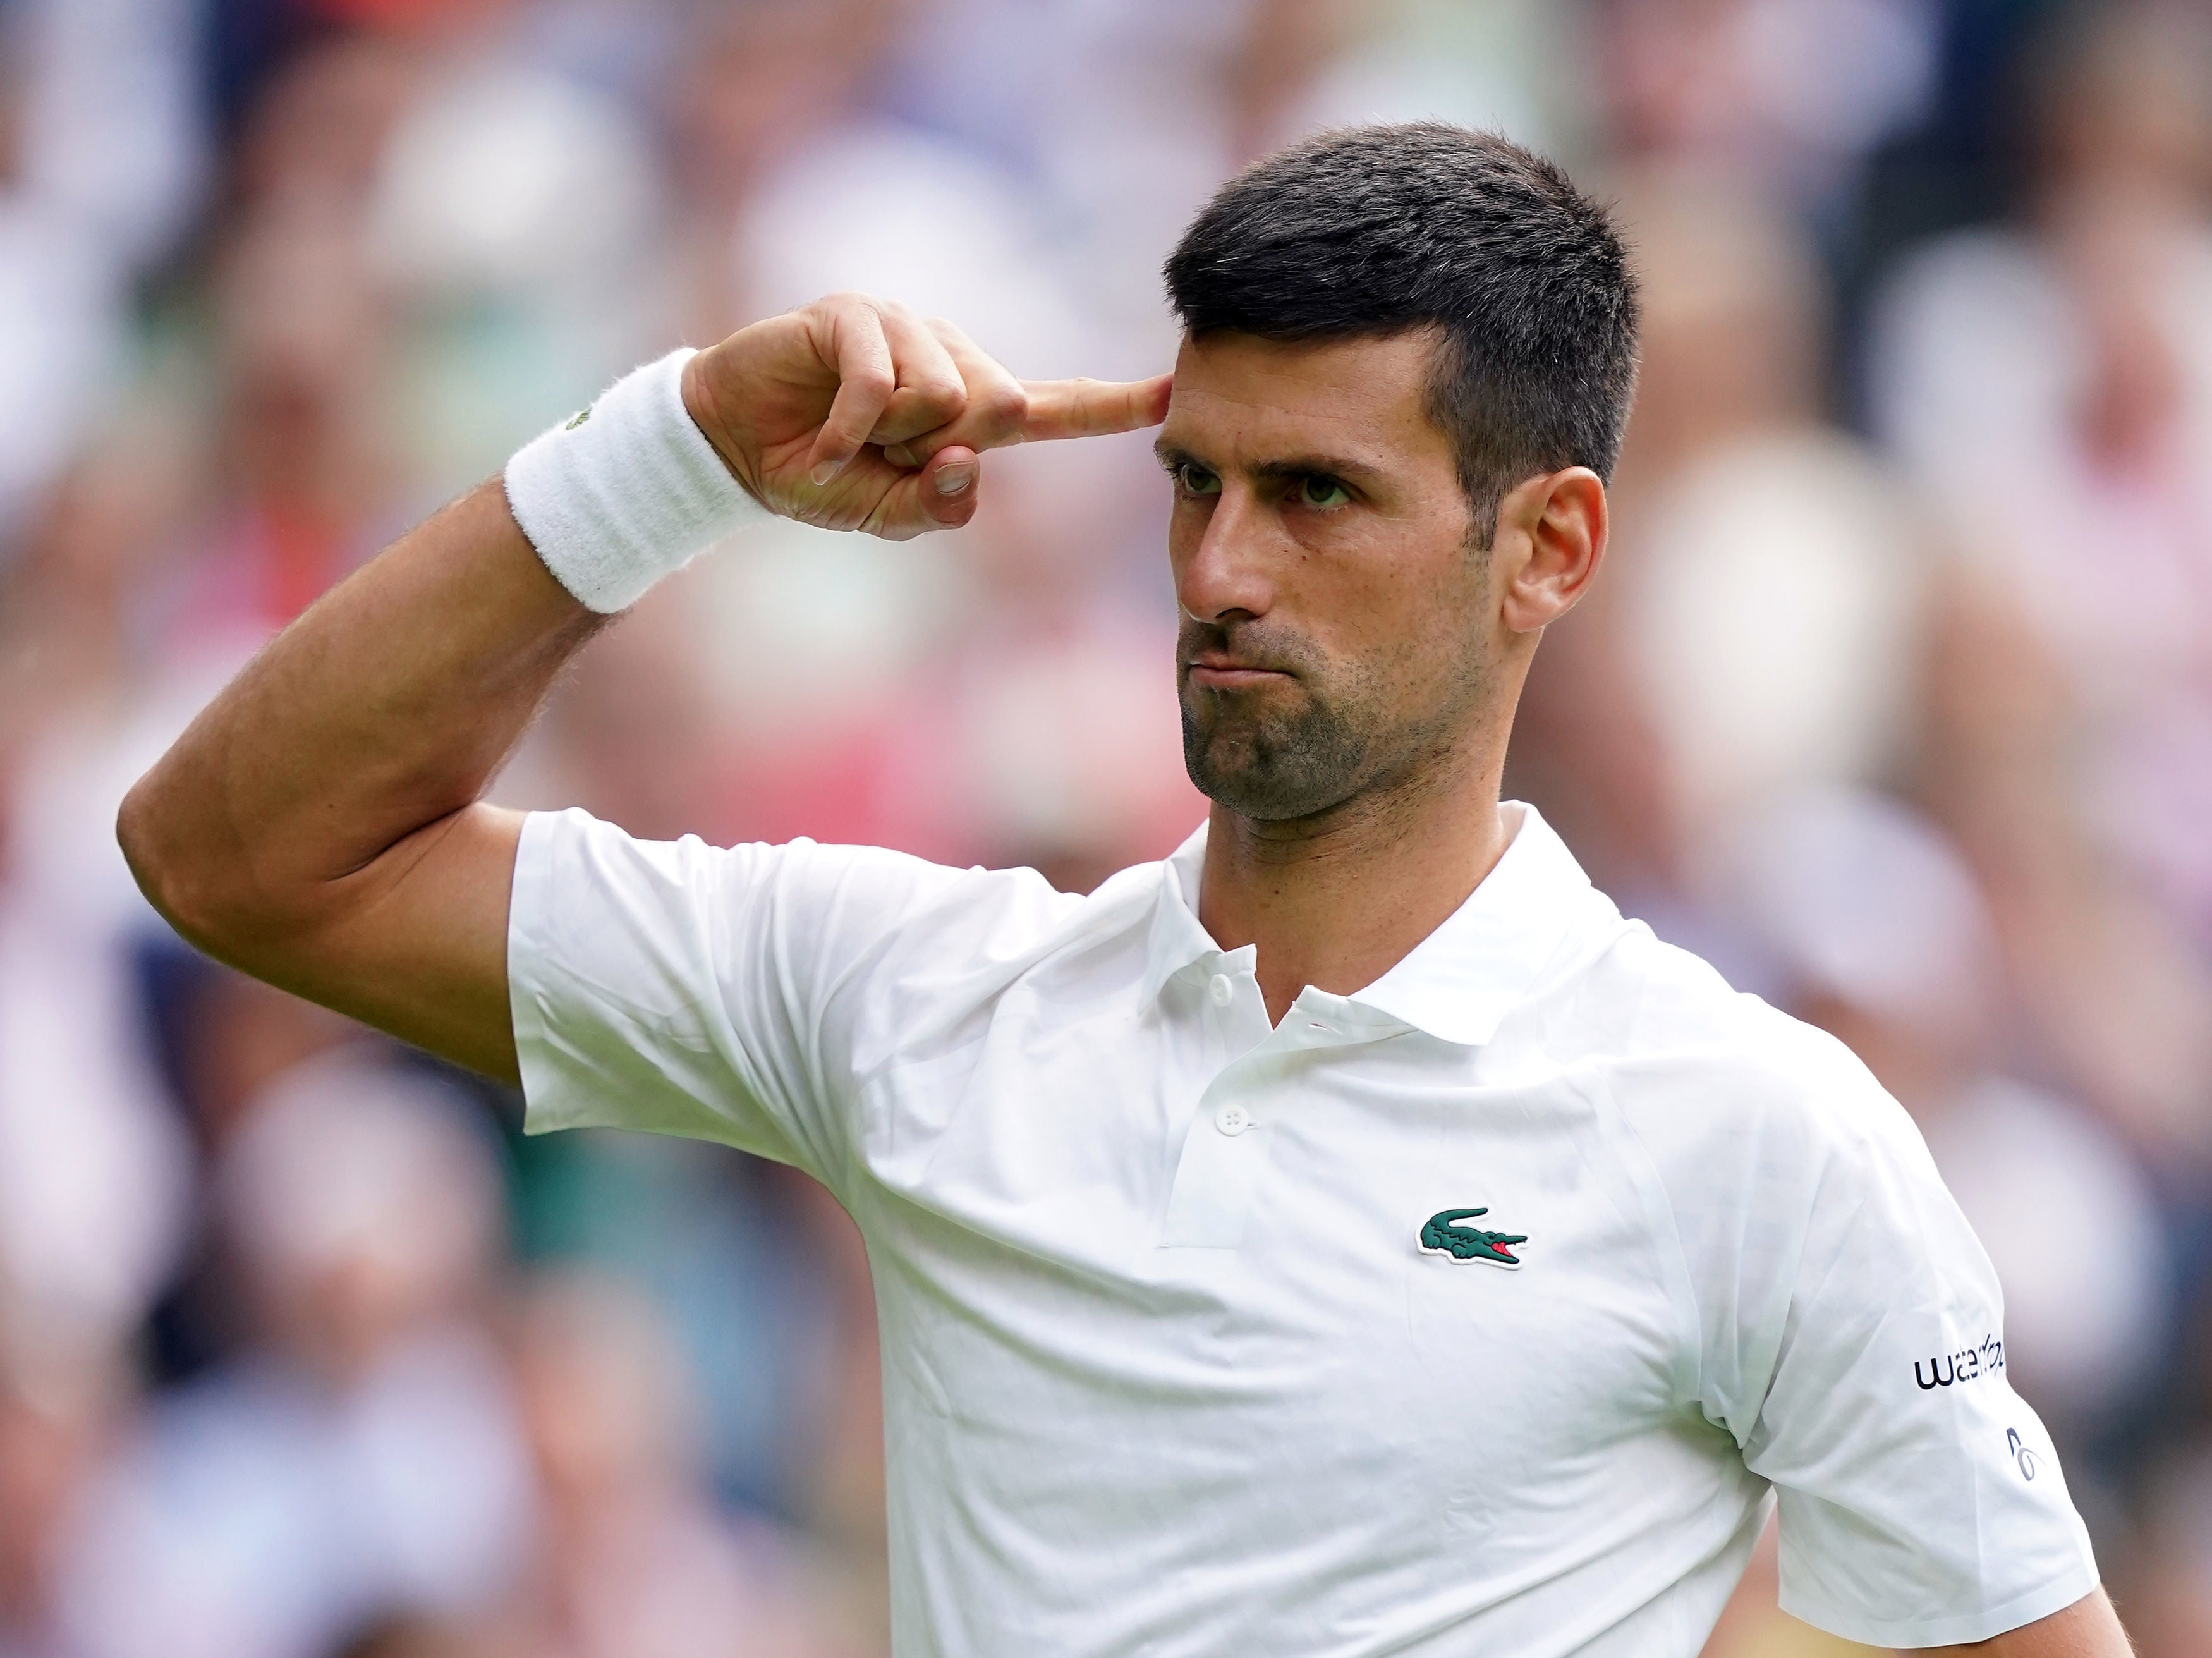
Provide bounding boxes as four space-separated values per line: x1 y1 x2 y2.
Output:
988 382 1029 429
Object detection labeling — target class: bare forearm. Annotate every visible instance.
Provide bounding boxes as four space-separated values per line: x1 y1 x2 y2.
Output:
118 481 597 1070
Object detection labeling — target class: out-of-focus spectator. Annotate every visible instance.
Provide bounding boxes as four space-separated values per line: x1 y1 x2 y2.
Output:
660 444 1203 891
0 1332 125 1658
1869 0 2212 951
498 1270 849 1658
0 0 205 549
1235 0 1589 169
1601 0 1940 221
52 1055 535 1658
366 38 675 487
328 1613 513 1658
1620 176 1929 836
0 422 202 1363
167 194 399 646
1866 0 2212 1162
0 871 192 1351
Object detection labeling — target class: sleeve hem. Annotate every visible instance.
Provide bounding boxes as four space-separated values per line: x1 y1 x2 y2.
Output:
506 810 574 1139
1780 1557 2100 1649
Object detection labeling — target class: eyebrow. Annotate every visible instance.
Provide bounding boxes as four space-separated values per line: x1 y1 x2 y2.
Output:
1154 441 1388 489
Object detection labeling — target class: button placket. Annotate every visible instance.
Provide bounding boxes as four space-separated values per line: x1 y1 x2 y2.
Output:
1160 980 1273 1246
1161 970 1389 1250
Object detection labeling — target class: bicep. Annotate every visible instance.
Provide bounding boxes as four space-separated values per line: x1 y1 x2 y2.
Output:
264 802 526 1083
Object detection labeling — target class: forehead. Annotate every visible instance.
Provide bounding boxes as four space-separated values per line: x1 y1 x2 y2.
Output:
1160 329 1454 474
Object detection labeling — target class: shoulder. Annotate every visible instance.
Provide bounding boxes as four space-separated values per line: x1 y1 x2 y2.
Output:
797 842 1170 1072
1545 921 1936 1211
1546 929 1996 1425
514 806 1163 1039
523 801 1176 958
523 804 1108 949
813 841 1162 977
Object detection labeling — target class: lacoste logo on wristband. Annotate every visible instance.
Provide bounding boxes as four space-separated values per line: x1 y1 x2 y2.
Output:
564 407 592 429
1418 1207 1527 1267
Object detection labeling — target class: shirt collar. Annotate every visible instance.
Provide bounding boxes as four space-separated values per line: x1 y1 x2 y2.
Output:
1138 803 1597 1046
1138 822 1226 1008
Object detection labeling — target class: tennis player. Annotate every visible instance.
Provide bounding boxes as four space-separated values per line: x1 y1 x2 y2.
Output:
121 125 2130 1655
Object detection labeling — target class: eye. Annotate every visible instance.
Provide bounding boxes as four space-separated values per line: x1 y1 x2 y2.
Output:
1174 461 1220 496
1297 475 1352 509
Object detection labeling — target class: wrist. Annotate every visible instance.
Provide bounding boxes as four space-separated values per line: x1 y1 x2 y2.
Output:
678 346 766 508
503 349 771 614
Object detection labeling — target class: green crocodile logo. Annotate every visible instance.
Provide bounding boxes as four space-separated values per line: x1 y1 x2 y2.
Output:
564 406 592 430
1419 1207 1527 1268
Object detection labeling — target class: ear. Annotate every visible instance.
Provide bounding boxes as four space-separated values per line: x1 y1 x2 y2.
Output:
1494 466 1607 634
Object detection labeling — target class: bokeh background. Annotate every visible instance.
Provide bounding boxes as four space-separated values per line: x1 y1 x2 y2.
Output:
1 1 2209 1654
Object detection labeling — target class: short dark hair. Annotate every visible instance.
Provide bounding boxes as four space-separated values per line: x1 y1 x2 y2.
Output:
1164 123 1640 546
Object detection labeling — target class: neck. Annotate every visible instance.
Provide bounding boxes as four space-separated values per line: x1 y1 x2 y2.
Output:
1196 732 1510 1025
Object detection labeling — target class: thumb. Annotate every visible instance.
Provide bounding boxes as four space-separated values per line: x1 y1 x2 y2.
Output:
918 446 980 528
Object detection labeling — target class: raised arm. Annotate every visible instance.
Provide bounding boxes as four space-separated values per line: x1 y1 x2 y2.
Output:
116 295 1170 1083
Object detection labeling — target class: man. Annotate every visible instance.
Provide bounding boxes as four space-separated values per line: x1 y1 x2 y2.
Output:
121 125 2129 1655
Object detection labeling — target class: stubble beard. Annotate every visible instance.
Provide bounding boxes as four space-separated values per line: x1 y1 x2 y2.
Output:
1177 613 1495 826
1180 686 1372 822
1177 621 1394 823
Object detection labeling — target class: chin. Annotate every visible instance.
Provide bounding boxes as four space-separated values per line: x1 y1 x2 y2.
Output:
1182 735 1337 822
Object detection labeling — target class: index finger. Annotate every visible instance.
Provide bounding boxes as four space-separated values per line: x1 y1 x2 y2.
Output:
1018 373 1172 443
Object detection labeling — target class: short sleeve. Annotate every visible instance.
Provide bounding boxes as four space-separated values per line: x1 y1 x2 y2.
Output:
506 807 978 1190
1662 1031 2099 1648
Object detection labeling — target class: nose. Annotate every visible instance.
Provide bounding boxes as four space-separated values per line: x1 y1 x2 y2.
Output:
1173 485 1275 625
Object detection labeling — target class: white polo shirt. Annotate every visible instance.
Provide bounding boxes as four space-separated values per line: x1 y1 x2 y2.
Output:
509 802 2098 1657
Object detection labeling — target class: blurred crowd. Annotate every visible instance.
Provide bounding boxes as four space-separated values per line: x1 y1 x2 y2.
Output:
0 1 2209 1655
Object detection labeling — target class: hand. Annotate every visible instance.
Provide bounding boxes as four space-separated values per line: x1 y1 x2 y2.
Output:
680 292 1172 540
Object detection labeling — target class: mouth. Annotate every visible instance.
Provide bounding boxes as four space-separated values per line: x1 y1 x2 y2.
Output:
1184 654 1295 692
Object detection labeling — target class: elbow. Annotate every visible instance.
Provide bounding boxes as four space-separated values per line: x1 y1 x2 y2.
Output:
116 771 253 958
117 772 200 943
118 771 341 970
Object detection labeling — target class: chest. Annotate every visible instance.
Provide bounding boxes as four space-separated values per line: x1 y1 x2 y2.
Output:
853 991 1689 1496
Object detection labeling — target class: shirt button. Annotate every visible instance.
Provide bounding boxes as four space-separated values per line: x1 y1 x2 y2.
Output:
1208 973 1234 1008
1214 1104 1253 1136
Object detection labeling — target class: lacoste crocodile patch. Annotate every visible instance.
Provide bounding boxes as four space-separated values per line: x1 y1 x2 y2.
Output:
1418 1207 1527 1268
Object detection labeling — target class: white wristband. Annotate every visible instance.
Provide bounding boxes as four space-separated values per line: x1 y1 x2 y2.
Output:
502 348 770 613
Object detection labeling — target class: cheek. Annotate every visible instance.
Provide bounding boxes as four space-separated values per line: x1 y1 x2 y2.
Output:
1330 539 1489 667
